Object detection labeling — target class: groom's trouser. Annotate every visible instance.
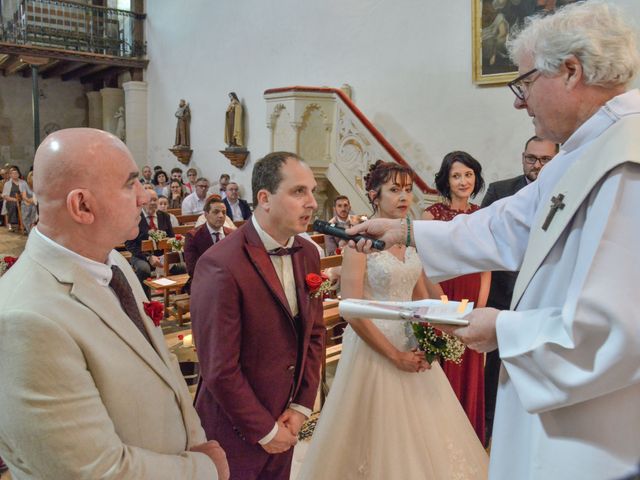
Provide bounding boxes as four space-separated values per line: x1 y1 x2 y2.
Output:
228 448 294 480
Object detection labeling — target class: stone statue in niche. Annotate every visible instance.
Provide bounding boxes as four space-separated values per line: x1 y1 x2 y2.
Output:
169 99 193 165
114 107 126 142
174 99 191 147
224 92 244 148
221 92 249 169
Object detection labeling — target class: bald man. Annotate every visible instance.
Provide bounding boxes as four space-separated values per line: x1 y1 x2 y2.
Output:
0 129 228 479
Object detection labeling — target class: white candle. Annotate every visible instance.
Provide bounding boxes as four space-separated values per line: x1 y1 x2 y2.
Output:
183 334 193 348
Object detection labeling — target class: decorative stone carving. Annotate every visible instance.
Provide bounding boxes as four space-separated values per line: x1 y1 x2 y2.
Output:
170 98 193 165
222 92 249 169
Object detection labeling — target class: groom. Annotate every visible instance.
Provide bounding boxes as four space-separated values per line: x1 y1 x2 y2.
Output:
191 152 325 480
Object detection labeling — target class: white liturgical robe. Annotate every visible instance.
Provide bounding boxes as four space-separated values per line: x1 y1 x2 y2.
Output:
414 90 640 480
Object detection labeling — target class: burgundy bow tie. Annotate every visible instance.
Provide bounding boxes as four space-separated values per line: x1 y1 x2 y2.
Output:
268 245 302 256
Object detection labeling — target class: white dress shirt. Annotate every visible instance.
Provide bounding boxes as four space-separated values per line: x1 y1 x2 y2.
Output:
181 192 206 215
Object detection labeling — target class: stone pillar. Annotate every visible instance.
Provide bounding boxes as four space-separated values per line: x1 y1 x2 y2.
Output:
123 81 148 167
100 87 124 136
86 91 103 129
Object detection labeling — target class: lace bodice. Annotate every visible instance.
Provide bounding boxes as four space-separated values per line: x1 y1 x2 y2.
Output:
360 247 423 350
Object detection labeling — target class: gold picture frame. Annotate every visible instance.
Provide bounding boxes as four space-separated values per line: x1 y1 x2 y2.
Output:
472 0 579 85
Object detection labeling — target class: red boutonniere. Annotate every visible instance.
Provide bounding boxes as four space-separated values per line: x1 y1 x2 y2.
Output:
143 301 164 326
305 272 332 298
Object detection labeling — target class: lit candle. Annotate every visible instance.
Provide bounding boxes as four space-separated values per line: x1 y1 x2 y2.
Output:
183 334 193 348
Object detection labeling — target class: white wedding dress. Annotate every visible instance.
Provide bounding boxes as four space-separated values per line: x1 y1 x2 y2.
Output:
298 248 488 479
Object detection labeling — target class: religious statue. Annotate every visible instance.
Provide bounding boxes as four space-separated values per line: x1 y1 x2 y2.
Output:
175 99 191 147
114 107 126 142
224 92 244 148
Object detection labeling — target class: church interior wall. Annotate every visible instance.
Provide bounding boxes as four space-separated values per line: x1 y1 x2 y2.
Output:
0 75 87 173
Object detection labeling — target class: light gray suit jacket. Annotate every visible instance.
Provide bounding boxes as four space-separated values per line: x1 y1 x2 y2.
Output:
0 231 217 479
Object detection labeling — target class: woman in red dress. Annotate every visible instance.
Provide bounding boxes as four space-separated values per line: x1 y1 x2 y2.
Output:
422 150 490 443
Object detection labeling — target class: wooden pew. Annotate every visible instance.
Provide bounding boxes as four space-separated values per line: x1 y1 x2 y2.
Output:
173 225 193 235
320 254 342 270
167 208 182 216
175 214 200 225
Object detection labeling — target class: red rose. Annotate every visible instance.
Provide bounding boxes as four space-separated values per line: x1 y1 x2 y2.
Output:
3 256 17 269
305 273 324 292
143 301 164 326
334 247 342 255
175 234 183 241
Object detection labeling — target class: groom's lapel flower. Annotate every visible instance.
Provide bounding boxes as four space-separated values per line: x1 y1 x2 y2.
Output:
305 272 331 299
143 301 164 326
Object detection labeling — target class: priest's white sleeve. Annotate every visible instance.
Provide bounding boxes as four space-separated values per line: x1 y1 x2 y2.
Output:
414 180 541 282
497 164 640 413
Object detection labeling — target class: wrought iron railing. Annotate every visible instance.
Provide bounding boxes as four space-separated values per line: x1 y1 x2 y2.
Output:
0 0 145 57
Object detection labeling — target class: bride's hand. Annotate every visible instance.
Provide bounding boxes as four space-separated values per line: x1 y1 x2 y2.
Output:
392 350 430 372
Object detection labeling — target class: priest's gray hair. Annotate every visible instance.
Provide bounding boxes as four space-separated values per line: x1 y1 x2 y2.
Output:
507 1 640 88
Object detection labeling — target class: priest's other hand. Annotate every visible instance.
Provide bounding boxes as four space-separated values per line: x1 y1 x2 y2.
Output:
190 440 230 480
278 408 306 436
346 218 406 253
440 307 500 353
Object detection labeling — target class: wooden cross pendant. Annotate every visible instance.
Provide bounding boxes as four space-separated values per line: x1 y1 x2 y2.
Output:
542 193 565 231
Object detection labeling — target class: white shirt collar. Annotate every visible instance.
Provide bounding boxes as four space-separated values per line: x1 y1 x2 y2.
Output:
206 223 224 235
33 227 116 286
251 215 294 250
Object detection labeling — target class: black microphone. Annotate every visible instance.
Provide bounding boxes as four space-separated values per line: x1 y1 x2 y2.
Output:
313 219 386 251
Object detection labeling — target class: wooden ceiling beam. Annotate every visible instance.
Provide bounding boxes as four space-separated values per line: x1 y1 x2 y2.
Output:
3 56 28 75
41 61 87 79
80 66 122 85
63 63 111 81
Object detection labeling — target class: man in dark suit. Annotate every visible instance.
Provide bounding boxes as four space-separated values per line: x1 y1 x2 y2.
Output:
191 152 324 480
184 197 234 292
223 181 252 222
125 189 175 293
480 135 558 445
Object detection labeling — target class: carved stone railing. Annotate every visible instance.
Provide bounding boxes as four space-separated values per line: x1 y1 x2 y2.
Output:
264 86 438 219
1 0 145 58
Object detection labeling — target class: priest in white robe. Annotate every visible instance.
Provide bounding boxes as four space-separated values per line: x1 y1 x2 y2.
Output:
349 2 640 479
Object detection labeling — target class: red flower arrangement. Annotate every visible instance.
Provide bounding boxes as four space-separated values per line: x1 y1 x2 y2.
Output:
143 301 164 326
305 272 332 298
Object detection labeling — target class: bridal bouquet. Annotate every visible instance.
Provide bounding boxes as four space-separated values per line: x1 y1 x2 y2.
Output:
411 322 465 364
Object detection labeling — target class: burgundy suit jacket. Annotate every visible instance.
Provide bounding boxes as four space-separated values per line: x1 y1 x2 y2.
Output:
190 221 324 465
184 224 234 278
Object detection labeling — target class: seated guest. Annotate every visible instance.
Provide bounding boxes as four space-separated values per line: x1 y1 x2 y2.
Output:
215 173 230 199
223 182 251 221
153 169 169 197
140 165 153 185
325 195 361 255
195 194 237 231
184 197 234 291
158 195 180 228
182 177 210 215
185 167 198 194
170 167 184 183
167 180 185 209
125 189 176 294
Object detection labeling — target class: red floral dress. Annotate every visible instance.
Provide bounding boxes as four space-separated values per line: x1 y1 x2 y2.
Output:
426 202 485 443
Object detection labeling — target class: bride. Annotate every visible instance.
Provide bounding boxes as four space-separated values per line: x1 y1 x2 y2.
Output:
298 161 488 479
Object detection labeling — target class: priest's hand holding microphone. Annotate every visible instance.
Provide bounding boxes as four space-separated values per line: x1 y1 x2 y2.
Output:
344 216 500 353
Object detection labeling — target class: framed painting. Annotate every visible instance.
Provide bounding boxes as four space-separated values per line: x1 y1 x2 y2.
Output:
472 0 580 85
